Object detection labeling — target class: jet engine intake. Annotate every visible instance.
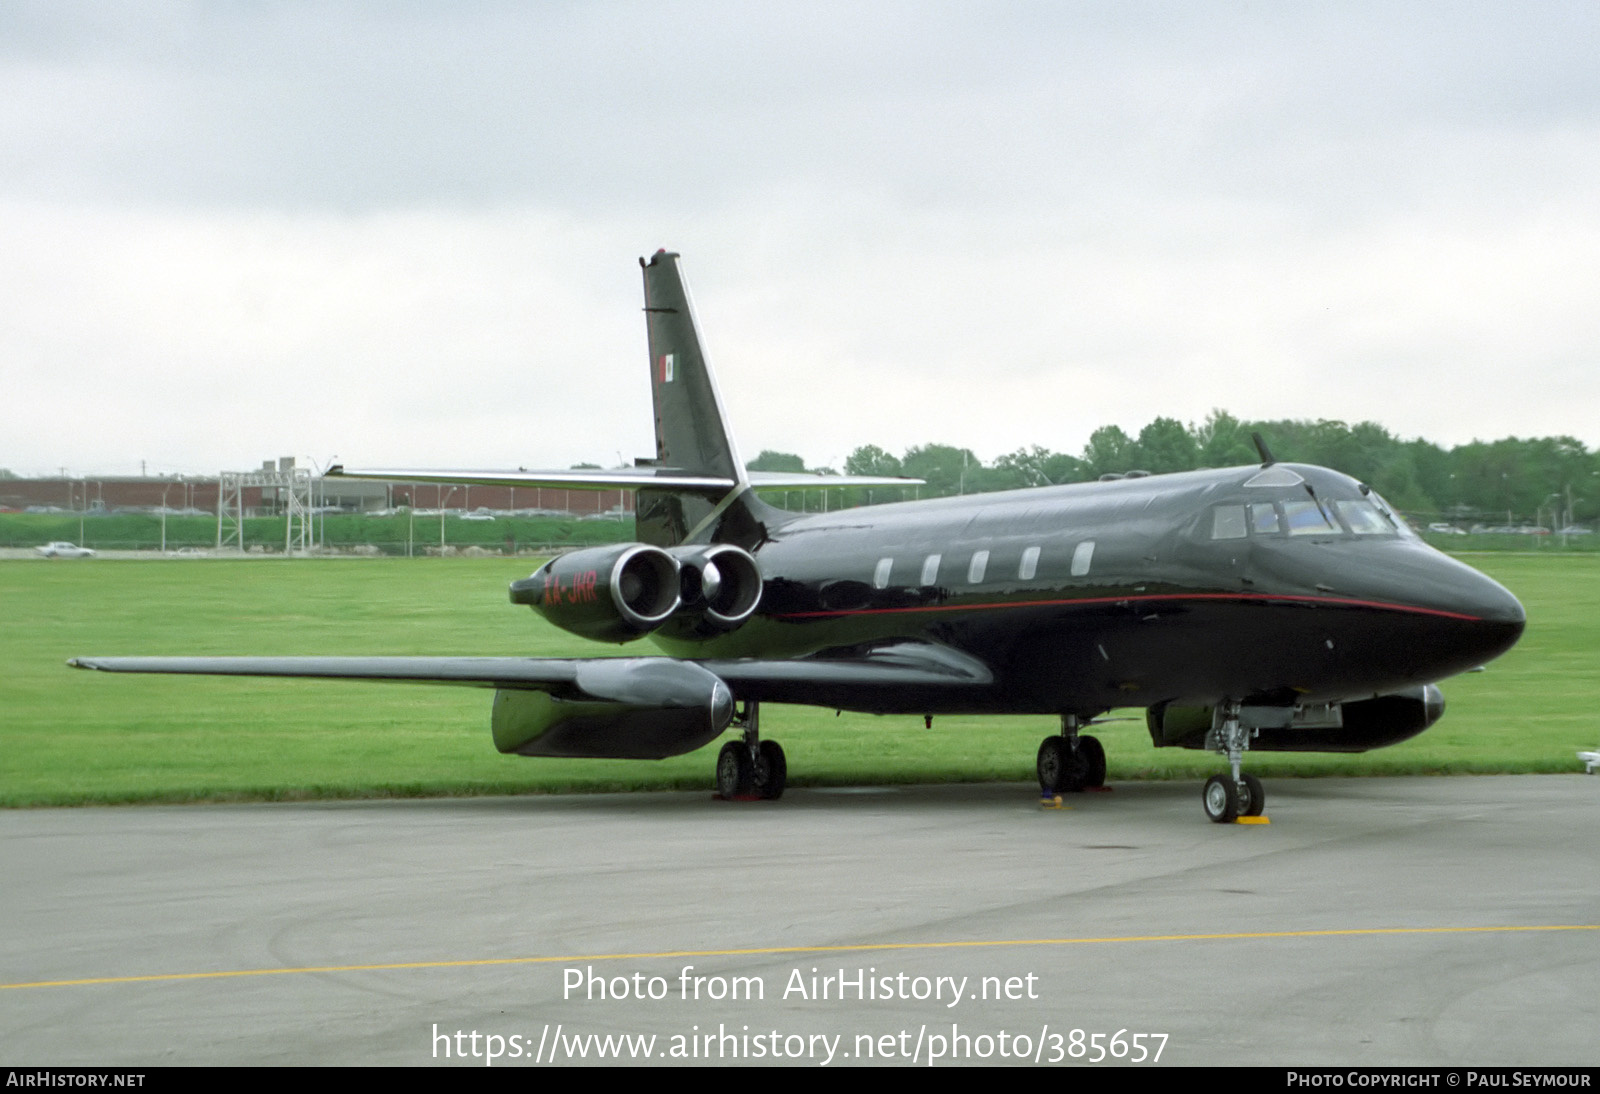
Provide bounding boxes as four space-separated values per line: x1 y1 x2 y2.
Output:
510 544 680 642
1147 685 1445 753
659 543 763 636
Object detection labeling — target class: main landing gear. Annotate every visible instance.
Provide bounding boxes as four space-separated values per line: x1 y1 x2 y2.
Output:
1202 700 1265 823
1037 715 1107 795
715 700 786 801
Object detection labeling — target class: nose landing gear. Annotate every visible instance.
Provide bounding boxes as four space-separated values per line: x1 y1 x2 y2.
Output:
1203 701 1265 823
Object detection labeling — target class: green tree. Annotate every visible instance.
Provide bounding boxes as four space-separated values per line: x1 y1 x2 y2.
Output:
992 445 1084 488
746 450 807 473
1081 425 1137 479
844 445 902 478
1136 417 1199 474
902 444 982 496
1194 410 1258 467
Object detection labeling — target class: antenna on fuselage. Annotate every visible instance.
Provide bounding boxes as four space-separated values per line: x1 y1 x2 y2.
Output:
1251 432 1276 466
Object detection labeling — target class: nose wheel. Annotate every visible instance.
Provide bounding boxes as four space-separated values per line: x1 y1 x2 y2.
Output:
1203 702 1265 823
1202 772 1264 822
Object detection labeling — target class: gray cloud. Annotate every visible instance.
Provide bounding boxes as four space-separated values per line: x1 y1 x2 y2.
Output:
2 2 1597 476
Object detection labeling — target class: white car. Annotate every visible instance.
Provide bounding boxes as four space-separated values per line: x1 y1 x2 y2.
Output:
36 541 96 558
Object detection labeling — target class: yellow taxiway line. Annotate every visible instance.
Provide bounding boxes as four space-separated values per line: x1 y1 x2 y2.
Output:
4 924 1596 991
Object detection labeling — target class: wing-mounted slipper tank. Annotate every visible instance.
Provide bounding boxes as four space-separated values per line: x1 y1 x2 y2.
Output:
491 658 735 759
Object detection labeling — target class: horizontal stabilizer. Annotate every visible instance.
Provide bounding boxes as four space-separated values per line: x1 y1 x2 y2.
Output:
326 466 921 492
327 466 736 492
745 471 924 490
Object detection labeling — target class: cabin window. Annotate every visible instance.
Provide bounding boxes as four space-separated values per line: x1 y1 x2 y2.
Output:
1071 540 1095 576
1019 545 1041 580
967 550 989 583
920 553 941 585
1282 499 1337 536
873 557 893 589
1211 505 1248 540
1250 503 1282 535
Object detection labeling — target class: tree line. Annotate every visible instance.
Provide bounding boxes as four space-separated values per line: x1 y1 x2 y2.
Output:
747 411 1597 526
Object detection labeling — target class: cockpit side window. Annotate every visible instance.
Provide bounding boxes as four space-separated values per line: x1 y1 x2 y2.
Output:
1250 503 1281 535
1211 505 1248 540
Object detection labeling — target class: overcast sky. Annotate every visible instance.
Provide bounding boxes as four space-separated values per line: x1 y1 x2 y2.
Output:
3 1 1597 478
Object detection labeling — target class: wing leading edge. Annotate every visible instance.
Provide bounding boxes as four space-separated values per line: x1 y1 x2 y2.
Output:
68 643 994 759
67 641 991 703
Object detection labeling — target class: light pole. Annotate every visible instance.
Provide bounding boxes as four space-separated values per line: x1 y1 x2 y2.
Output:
440 486 457 551
161 482 172 553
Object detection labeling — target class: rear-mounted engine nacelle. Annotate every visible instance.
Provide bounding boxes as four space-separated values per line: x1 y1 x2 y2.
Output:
510 544 680 643
660 543 763 637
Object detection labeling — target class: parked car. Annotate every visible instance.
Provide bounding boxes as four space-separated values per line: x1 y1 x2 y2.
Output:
36 541 95 558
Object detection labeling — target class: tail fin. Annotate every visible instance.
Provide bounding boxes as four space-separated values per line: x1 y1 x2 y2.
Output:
641 250 747 484
637 250 775 549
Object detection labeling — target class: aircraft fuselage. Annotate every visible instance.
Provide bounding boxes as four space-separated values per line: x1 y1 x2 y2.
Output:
657 462 1525 719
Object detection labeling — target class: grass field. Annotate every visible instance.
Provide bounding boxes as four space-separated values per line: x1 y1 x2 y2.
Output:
2 553 1595 806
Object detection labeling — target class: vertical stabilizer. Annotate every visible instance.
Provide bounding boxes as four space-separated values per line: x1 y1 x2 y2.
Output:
641 250 746 484
637 250 775 550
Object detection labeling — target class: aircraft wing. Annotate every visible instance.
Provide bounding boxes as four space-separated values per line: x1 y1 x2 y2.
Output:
68 641 993 712
68 656 584 688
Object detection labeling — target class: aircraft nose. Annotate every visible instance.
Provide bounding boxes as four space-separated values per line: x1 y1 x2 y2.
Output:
1367 547 1525 666
1456 566 1525 666
1467 570 1525 628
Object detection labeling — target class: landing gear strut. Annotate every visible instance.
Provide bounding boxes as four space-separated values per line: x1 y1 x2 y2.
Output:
1037 715 1106 794
716 701 786 801
1202 701 1265 823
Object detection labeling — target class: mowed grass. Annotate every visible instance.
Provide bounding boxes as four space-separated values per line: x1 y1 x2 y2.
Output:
1 554 1594 806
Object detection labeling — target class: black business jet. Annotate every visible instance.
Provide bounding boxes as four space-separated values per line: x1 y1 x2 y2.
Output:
71 250 1526 822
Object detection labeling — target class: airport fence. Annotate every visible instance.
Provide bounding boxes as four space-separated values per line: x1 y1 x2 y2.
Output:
0 512 635 555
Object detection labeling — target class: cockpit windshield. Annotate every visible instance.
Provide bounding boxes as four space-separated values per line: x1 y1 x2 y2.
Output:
1207 490 1412 541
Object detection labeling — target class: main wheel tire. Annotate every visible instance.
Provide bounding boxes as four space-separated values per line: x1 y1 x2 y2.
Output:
755 739 787 800
1078 734 1107 788
1239 773 1265 817
1037 737 1087 794
716 741 753 799
1202 774 1240 823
